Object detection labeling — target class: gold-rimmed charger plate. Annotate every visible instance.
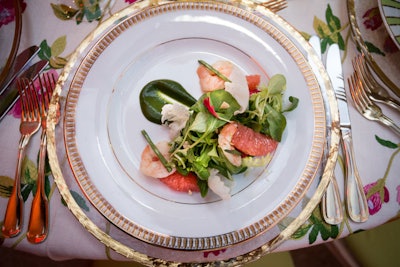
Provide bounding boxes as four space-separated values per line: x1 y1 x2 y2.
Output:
47 0 339 264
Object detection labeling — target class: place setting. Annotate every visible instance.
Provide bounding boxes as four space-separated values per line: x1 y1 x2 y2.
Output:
44 0 341 264
1 0 399 266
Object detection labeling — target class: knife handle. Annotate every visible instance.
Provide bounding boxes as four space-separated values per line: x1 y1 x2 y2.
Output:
321 173 343 225
27 131 49 244
342 130 369 223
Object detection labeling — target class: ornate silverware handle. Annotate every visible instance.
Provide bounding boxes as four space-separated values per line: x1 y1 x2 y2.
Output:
321 172 343 225
384 97 400 112
27 130 49 243
342 129 369 222
1 137 27 237
379 114 400 136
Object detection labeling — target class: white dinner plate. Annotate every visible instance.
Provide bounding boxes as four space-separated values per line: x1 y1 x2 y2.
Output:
63 1 326 251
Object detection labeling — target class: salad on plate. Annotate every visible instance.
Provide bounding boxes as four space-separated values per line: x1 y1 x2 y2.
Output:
139 60 298 200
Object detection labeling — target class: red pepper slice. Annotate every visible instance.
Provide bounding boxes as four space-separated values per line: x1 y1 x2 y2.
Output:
203 96 220 119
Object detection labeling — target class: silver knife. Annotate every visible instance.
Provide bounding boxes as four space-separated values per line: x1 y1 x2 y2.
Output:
309 36 343 225
326 44 369 223
0 46 40 95
0 60 48 121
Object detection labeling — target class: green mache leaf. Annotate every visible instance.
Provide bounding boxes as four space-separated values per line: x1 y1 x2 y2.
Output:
267 74 286 95
208 90 241 120
192 161 209 180
375 135 398 148
197 179 208 197
189 112 209 133
283 96 299 112
265 104 286 142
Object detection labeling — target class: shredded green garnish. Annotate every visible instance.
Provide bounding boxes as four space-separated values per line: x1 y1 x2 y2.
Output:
198 60 232 83
141 130 173 172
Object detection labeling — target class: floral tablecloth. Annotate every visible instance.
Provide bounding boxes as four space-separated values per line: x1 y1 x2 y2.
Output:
1 0 399 263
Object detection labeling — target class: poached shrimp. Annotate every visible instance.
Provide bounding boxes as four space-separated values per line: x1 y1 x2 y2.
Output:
197 60 233 92
197 60 249 114
218 122 242 167
140 141 175 178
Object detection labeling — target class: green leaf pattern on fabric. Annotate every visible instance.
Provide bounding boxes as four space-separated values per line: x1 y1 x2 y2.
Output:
50 0 107 24
310 4 348 53
38 36 68 69
61 190 90 212
1 155 90 211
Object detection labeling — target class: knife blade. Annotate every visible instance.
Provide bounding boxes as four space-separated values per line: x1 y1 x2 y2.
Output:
0 60 48 121
0 46 40 95
309 36 343 225
326 44 369 223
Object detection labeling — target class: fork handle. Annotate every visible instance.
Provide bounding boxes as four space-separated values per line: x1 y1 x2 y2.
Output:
321 174 343 225
378 114 400 136
386 98 400 113
1 135 29 237
27 131 49 243
342 130 369 223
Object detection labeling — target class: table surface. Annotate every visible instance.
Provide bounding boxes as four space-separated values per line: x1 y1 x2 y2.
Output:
1 0 399 264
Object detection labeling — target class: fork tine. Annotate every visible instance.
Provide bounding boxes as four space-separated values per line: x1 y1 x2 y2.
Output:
353 54 374 93
18 78 39 122
348 74 362 114
262 0 287 12
354 70 373 107
38 73 56 114
26 79 40 121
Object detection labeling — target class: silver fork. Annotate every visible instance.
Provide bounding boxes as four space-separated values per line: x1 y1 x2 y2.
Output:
26 73 58 244
348 71 400 136
352 54 400 112
261 0 287 12
2 78 41 238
